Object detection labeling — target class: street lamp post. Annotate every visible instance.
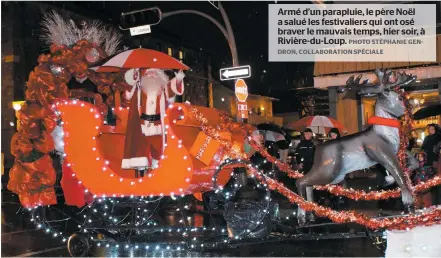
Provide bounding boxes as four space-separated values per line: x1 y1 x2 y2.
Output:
217 2 238 67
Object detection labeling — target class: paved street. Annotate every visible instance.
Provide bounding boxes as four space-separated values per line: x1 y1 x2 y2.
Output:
1 187 386 257
1 193 70 257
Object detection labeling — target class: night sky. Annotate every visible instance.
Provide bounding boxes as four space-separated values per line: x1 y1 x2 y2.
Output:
51 1 314 112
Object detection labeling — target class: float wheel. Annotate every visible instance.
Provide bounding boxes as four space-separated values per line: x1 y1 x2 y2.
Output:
67 233 90 257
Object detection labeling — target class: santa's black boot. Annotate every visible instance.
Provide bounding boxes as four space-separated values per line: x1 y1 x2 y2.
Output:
134 169 145 178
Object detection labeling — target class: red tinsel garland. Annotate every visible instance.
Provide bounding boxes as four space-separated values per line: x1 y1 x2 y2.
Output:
9 40 128 207
251 169 441 230
395 89 414 192
193 106 441 230
213 91 441 201
314 176 441 200
195 108 441 200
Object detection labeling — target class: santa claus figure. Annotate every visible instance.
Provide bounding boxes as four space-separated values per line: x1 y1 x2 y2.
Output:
121 68 185 171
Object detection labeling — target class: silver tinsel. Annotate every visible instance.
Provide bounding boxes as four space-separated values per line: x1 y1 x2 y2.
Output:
50 64 64 76
51 124 64 155
40 11 122 56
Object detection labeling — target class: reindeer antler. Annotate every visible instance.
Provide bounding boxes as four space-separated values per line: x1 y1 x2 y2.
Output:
338 69 416 96
339 69 382 95
385 71 416 89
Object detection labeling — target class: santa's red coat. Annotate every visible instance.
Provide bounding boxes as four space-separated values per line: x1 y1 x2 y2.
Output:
122 78 183 169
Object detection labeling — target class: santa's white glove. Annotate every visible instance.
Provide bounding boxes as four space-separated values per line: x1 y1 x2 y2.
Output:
174 70 185 81
125 68 140 87
124 69 140 100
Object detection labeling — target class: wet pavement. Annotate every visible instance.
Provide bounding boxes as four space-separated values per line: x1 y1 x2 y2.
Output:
1 186 386 257
1 197 69 257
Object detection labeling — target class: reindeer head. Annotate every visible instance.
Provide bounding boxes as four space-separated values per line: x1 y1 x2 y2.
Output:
340 69 416 117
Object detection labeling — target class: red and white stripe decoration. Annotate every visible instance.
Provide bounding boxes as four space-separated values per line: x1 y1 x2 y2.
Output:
90 48 190 73
287 115 345 134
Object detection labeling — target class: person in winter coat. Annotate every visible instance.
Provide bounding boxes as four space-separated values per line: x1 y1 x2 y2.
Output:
412 152 435 208
422 124 441 166
407 130 418 152
295 128 315 173
327 128 340 140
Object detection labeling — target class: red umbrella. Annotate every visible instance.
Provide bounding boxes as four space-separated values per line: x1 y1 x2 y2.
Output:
287 116 346 135
89 48 190 72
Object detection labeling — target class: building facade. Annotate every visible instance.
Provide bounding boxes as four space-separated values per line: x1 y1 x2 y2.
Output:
211 82 282 126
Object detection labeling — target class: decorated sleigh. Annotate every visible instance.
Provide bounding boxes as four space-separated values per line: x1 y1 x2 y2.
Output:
57 92 248 203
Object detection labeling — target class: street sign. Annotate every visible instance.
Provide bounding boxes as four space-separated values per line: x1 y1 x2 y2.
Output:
129 24 152 36
235 79 249 102
237 102 247 111
220 65 251 81
208 1 219 9
237 101 249 119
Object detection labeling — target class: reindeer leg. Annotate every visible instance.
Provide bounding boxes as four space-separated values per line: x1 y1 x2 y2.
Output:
365 146 414 212
295 178 307 226
305 187 315 222
296 169 338 225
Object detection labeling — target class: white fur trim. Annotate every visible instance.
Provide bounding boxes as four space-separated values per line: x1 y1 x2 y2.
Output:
151 159 159 169
159 91 166 150
125 84 137 100
170 78 184 95
76 76 88 83
146 95 157 115
141 123 162 136
121 157 149 169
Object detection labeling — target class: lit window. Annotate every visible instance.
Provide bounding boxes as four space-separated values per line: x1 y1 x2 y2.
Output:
167 47 173 56
179 50 184 60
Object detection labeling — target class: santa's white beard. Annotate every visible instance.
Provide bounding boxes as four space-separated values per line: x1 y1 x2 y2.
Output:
141 76 166 95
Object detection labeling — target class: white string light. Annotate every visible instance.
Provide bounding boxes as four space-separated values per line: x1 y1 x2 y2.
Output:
26 99 300 253
54 100 197 197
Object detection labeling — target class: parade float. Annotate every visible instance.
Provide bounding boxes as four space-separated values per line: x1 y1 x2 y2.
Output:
8 11 441 257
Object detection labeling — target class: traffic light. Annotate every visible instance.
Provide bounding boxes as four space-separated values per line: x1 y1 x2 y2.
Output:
119 7 162 30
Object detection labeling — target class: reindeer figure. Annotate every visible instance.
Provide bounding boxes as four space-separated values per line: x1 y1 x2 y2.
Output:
296 69 417 225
